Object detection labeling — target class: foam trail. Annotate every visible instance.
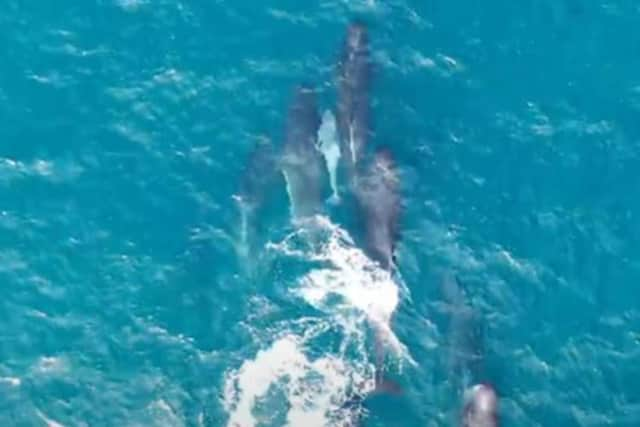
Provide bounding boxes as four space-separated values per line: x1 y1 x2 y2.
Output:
293 216 415 365
316 110 341 204
224 217 413 427
223 334 372 427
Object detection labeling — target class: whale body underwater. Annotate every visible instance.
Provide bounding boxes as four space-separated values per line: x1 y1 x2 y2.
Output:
236 21 499 427
443 273 499 427
281 84 326 221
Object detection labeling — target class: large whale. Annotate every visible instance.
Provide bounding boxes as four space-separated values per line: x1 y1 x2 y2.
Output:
442 274 499 427
281 85 326 220
355 148 400 270
336 22 371 180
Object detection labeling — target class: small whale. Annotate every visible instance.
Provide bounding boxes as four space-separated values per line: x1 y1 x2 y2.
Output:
442 274 483 381
316 109 341 204
441 274 499 427
355 148 400 270
336 22 372 179
281 85 326 220
237 138 278 212
235 138 280 256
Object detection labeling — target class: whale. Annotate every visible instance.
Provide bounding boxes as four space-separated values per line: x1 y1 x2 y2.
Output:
336 22 372 180
317 109 341 204
281 85 326 220
462 383 499 427
235 139 281 257
355 148 400 271
237 139 278 211
441 273 499 427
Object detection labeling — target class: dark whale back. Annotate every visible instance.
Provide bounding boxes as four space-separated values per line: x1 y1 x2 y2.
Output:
285 85 321 156
337 22 372 176
356 148 400 270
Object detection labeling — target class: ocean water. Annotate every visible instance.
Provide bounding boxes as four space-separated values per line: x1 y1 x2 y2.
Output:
2 1 640 426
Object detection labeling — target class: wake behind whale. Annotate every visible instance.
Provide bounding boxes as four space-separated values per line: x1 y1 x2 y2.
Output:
223 216 409 427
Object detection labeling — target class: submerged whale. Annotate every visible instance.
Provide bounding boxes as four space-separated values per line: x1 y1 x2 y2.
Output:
281 85 326 220
238 139 278 211
235 138 281 256
336 22 372 180
442 274 499 427
355 148 400 271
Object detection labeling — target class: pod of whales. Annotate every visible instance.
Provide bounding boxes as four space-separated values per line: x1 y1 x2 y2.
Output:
236 20 499 426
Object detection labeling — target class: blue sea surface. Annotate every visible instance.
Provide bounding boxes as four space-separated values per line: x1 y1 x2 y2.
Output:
1 1 640 426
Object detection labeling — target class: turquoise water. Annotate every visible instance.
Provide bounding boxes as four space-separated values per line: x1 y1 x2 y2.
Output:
2 1 640 426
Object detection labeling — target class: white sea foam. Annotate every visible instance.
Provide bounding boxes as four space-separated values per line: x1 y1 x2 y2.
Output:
0 376 21 387
224 217 412 427
223 335 371 427
33 356 68 375
294 216 412 361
